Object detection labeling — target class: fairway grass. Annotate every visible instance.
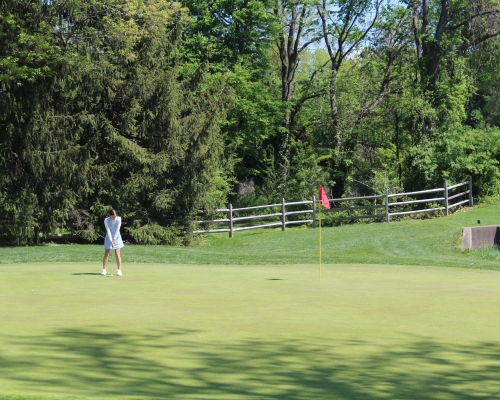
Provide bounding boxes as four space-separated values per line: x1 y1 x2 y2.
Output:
1 263 500 399
2 201 500 270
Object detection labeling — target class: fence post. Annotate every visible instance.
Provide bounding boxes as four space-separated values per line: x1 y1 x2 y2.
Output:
229 203 233 238
469 175 474 206
281 198 286 231
444 182 449 216
312 196 317 228
385 189 390 222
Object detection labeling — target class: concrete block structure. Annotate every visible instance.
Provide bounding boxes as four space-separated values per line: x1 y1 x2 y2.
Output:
462 225 500 251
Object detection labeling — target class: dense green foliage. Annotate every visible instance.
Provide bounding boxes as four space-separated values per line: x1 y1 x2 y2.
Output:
0 0 233 245
2 0 500 245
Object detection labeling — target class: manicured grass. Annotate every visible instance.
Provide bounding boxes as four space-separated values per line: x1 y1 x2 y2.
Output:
2 203 500 399
1 263 500 399
1 201 500 269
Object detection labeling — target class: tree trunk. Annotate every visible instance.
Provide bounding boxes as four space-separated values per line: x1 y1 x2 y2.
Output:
274 2 316 191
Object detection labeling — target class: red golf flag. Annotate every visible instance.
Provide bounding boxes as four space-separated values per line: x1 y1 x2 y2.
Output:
319 185 330 209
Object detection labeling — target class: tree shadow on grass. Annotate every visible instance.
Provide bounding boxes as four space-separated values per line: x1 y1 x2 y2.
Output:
1 328 500 399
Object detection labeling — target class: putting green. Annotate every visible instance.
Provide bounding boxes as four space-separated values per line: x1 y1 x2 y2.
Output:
1 263 500 399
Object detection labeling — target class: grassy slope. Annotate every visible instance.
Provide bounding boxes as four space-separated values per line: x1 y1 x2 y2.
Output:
1 201 500 269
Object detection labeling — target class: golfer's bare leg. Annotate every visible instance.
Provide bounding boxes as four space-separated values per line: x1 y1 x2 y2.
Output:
115 249 122 270
103 249 110 269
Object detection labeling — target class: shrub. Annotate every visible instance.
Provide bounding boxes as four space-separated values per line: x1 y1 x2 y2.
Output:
404 126 500 197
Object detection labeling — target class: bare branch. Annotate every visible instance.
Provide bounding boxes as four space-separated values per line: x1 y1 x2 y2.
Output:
446 9 500 32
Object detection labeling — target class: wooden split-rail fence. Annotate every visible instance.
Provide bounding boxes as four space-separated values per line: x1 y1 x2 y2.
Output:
194 177 473 238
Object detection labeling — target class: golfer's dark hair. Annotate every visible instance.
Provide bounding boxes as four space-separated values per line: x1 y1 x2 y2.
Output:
108 209 117 216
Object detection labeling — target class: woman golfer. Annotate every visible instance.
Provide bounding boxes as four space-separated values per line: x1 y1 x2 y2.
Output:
101 209 124 276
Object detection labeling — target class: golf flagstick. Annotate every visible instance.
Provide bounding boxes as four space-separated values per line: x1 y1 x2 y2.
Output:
318 185 330 282
319 205 322 281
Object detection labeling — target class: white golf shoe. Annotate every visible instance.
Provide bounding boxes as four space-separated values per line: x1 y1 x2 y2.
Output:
100 269 107 276
116 270 122 277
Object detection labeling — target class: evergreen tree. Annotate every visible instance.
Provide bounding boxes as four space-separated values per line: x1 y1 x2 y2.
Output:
0 0 234 245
